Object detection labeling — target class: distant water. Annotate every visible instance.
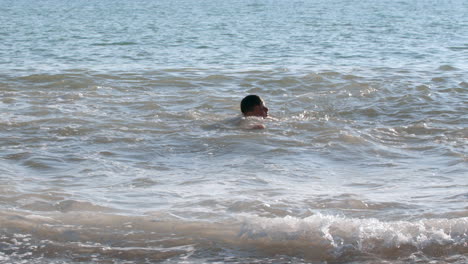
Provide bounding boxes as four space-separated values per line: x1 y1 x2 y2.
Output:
1 0 467 263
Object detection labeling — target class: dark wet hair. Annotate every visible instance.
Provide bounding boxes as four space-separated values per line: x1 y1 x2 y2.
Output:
240 95 263 114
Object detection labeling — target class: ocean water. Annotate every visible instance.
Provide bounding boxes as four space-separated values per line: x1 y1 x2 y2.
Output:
1 0 467 263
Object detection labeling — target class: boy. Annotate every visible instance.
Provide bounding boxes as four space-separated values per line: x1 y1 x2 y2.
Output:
240 95 269 129
240 95 269 118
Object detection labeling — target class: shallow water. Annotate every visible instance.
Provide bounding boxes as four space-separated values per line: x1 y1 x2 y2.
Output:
1 0 467 263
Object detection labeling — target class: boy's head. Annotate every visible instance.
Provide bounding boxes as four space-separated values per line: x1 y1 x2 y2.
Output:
240 95 268 118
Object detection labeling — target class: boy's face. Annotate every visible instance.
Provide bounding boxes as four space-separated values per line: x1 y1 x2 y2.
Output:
252 102 268 118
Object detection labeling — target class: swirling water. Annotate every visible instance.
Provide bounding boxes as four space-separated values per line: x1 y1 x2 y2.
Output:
0 0 467 263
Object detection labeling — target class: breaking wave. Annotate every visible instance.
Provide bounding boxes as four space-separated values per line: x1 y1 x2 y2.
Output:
1 210 466 263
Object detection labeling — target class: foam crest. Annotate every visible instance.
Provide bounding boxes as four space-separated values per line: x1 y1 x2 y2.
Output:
239 214 468 259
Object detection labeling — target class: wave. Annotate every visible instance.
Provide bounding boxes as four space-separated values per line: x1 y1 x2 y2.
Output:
92 42 138 46
0 210 466 263
239 214 468 261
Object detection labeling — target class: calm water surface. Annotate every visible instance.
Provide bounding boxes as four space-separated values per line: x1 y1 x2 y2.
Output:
0 0 467 263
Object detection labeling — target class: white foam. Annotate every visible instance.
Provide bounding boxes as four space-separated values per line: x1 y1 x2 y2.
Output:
238 213 468 257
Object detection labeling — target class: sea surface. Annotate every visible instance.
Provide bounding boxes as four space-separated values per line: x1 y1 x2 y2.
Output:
1 0 467 263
